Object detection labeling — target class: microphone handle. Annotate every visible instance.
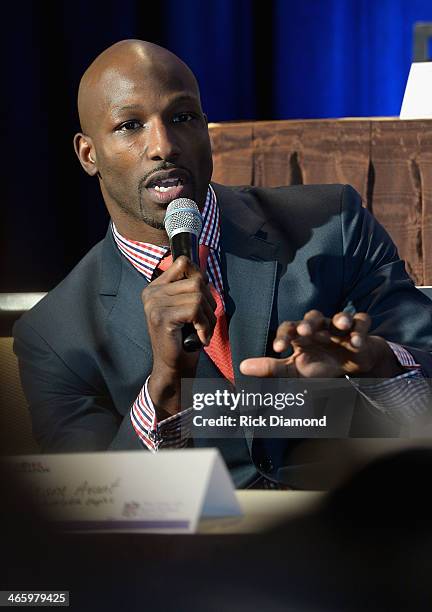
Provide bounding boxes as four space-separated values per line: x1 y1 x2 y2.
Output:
170 233 202 352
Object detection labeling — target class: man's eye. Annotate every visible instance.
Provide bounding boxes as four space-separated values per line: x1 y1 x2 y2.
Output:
117 120 142 131
172 112 195 124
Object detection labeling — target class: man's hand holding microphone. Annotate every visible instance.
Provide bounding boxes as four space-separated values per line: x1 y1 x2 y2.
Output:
141 199 216 419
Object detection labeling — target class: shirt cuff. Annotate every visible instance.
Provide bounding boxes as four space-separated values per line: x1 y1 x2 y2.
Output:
386 341 422 369
346 341 430 424
130 376 193 452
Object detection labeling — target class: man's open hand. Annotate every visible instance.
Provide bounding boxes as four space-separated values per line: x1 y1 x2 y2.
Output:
240 310 404 378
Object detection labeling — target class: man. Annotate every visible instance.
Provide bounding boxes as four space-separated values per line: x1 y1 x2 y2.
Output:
14 40 432 488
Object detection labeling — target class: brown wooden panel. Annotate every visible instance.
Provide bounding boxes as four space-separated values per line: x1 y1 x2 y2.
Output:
418 147 432 284
253 120 370 203
209 122 253 185
370 121 429 285
208 118 432 284
252 120 304 187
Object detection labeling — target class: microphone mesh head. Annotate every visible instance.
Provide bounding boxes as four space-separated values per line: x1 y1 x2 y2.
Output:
164 198 202 239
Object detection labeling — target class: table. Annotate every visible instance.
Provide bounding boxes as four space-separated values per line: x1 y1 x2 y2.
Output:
198 490 324 534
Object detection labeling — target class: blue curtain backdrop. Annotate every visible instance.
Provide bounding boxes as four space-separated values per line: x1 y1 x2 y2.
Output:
165 0 432 120
2 0 432 290
273 0 432 119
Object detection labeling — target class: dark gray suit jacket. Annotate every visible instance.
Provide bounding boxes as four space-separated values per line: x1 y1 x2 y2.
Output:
13 184 432 486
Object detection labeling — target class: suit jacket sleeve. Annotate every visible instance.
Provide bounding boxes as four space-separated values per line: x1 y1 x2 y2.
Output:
13 318 143 452
340 185 432 374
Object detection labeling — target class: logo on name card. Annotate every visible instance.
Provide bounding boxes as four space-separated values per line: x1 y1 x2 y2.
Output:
122 501 141 518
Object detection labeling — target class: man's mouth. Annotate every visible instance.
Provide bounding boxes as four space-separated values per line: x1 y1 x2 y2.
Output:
148 177 184 192
144 170 192 205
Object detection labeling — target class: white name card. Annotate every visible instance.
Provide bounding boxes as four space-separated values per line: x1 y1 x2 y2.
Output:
5 449 241 533
400 62 432 119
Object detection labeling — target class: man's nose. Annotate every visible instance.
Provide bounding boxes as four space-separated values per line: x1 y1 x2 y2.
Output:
145 119 181 161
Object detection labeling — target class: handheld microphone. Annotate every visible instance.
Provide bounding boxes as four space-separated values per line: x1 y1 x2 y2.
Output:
164 198 203 352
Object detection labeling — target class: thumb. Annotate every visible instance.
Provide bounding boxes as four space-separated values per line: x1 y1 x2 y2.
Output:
239 357 298 378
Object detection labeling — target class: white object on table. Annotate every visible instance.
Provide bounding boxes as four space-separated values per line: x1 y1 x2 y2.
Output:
400 62 432 119
5 448 241 534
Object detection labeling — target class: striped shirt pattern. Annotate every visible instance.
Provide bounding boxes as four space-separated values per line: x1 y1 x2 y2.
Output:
346 341 431 426
112 185 222 451
347 369 430 425
387 341 421 369
112 185 428 452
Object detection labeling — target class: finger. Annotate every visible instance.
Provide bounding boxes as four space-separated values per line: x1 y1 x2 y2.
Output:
177 293 217 344
163 276 217 312
144 280 217 318
349 312 371 349
273 321 298 352
240 357 298 378
313 329 332 344
151 256 204 285
162 292 217 334
328 311 354 338
194 297 217 343
166 301 216 346
297 310 326 336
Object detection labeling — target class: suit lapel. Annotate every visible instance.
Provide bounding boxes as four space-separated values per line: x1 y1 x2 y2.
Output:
224 251 278 382
99 229 153 358
214 184 279 379
214 184 279 448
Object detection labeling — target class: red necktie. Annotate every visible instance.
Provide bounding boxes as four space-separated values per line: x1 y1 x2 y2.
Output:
157 248 234 384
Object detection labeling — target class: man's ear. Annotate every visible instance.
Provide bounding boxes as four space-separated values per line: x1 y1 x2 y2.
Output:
73 133 99 177
203 113 209 125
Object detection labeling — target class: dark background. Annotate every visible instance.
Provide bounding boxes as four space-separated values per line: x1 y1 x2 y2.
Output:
2 0 432 291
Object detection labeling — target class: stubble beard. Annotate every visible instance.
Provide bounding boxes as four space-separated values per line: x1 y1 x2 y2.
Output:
138 195 166 230
105 184 166 230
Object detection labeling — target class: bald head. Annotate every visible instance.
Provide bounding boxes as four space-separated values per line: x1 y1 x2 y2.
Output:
77 39 201 135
